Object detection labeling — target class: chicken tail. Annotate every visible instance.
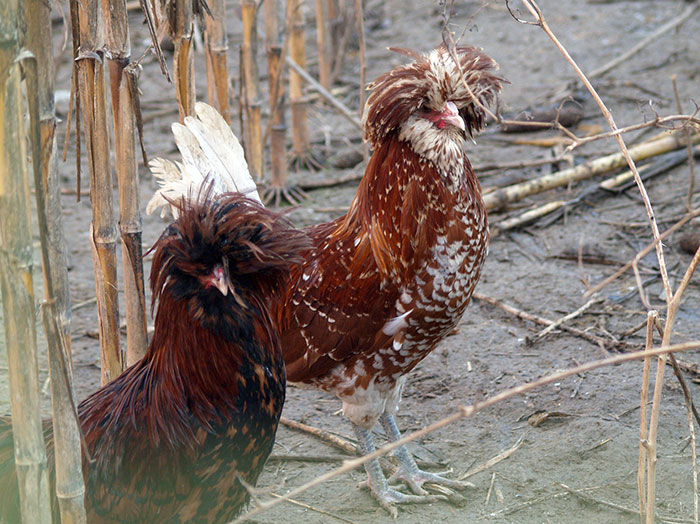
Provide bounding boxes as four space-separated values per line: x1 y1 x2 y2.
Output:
147 103 261 218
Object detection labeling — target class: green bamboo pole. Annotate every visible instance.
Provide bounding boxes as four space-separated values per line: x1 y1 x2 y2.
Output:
0 2 53 522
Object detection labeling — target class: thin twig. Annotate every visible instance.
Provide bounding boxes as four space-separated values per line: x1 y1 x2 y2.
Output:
268 493 359 524
459 434 525 480
588 1 700 79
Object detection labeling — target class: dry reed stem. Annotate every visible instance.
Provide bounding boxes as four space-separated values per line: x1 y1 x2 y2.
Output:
263 0 291 202
287 0 313 166
24 0 88 519
169 0 195 120
672 77 697 214
203 0 230 122
232 340 700 523
75 0 124 385
315 0 331 89
103 0 149 366
638 311 657 524
354 0 367 161
241 0 263 178
0 4 52 517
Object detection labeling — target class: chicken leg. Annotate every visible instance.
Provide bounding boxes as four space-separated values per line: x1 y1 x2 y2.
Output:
380 412 472 496
352 424 445 517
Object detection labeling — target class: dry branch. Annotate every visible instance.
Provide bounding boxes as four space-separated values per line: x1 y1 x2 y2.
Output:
0 2 52 517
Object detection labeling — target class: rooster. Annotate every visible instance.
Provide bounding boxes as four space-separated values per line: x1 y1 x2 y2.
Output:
0 190 308 523
148 45 503 515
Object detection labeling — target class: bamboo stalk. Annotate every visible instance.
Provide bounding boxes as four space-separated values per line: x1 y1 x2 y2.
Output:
102 0 148 366
0 3 53 522
354 0 367 161
203 0 230 122
287 0 314 169
241 0 263 179
264 0 290 199
315 0 331 89
484 132 700 211
74 0 124 384
25 0 87 520
168 0 196 120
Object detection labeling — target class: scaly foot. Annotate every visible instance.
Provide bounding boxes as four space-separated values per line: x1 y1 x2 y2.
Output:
353 424 446 517
380 412 473 502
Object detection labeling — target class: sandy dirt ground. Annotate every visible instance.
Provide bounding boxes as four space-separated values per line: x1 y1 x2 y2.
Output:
2 1 700 523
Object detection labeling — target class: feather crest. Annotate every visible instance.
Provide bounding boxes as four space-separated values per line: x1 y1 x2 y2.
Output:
363 45 504 148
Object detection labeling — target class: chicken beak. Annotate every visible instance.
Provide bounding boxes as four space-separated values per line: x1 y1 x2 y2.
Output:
210 264 233 296
441 101 465 131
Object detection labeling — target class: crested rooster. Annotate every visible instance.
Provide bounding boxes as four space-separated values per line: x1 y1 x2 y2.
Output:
0 190 308 523
148 45 503 515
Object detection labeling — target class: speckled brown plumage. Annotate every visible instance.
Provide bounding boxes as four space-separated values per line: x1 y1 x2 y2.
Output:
0 192 309 523
278 45 503 512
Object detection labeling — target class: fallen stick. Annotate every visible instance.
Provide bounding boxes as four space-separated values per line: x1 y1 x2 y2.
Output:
280 416 359 455
484 133 700 211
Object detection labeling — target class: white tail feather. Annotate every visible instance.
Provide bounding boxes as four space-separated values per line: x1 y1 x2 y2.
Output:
147 102 261 218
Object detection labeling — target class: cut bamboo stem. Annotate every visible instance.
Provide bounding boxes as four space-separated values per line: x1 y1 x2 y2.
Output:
315 0 331 89
203 0 230 122
354 0 367 161
484 132 700 211
264 0 290 200
103 0 148 366
75 0 124 384
0 2 53 520
287 0 314 169
170 0 195 121
25 0 87 520
241 0 263 179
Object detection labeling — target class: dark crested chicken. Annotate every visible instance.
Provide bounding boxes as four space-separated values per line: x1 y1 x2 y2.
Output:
0 191 308 523
147 46 503 515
